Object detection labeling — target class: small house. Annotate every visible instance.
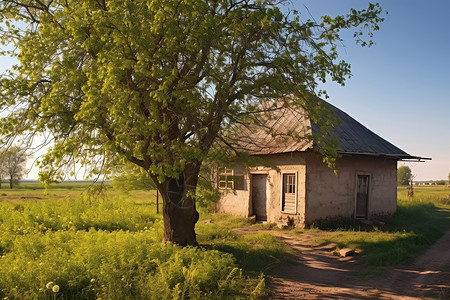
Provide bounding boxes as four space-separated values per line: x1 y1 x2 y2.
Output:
216 100 427 227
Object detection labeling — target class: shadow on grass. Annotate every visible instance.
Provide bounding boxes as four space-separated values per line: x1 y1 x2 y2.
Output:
198 230 292 276
202 242 288 276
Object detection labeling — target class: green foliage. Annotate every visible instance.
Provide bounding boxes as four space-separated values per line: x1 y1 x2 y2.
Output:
0 189 290 299
195 175 221 212
397 165 412 186
0 230 245 299
111 165 155 192
433 180 446 186
0 0 385 183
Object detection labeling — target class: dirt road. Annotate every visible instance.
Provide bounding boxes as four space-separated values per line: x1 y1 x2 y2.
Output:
253 229 449 299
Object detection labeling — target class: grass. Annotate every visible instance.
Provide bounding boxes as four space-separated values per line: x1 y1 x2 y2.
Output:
1 183 448 297
314 186 450 274
0 183 289 299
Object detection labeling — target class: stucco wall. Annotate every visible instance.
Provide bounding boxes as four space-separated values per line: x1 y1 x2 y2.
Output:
253 153 307 227
215 162 251 217
304 152 397 225
215 153 307 226
216 151 398 228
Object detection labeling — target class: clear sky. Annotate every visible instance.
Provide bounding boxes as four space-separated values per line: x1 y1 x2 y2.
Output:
290 0 450 181
1 0 449 181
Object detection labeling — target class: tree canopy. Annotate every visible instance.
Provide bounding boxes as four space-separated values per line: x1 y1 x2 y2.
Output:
397 165 412 186
0 0 385 245
111 163 155 192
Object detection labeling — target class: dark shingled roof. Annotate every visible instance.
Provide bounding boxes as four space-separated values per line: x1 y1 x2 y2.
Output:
233 99 427 160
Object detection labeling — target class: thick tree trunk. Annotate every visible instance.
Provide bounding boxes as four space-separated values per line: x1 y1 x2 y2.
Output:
156 164 200 246
9 177 13 189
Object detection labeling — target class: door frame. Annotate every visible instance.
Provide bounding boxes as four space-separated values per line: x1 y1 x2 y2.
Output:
250 172 269 220
354 172 371 219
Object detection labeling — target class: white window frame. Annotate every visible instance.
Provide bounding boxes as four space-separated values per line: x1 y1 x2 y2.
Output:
280 171 298 214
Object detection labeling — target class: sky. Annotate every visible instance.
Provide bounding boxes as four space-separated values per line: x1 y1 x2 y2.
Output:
289 0 450 181
0 0 449 181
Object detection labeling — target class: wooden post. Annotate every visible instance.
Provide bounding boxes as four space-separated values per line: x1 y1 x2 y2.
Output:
156 189 159 214
407 175 416 197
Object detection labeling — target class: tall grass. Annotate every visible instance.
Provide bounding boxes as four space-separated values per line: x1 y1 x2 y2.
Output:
0 186 289 299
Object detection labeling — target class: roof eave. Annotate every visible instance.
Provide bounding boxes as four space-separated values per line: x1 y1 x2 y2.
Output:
337 151 431 161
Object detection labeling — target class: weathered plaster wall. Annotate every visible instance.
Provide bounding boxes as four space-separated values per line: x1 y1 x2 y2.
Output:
215 152 397 228
215 161 251 217
304 152 397 225
215 153 307 227
253 153 307 227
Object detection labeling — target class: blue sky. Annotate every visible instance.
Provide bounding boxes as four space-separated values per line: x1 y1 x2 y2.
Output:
291 0 450 180
1 1 449 180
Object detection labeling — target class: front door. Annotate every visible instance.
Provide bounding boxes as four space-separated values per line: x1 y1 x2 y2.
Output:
355 175 370 219
252 174 267 221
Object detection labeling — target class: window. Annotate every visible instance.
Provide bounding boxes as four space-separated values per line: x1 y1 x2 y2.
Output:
285 174 296 193
282 173 296 213
218 167 234 189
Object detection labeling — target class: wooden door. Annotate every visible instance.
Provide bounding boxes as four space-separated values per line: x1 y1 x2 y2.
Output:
355 175 370 219
252 174 267 221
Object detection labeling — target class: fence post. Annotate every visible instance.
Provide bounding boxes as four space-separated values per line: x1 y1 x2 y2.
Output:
156 190 159 214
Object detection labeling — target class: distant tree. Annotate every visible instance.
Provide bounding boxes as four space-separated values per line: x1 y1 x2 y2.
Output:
397 166 412 186
0 146 30 189
435 180 446 186
448 173 450 185
0 150 6 189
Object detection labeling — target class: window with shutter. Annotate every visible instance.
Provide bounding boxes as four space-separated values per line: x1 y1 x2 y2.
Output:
282 173 296 213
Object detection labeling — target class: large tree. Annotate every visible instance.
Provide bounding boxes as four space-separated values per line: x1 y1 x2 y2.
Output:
0 0 384 245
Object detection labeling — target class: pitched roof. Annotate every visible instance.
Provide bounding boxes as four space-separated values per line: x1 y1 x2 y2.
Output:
232 99 426 160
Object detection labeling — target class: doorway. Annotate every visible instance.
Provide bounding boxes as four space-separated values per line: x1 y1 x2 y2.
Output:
251 174 267 221
355 175 370 219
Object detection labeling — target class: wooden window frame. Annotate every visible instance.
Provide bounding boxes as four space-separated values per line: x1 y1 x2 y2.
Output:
280 171 298 214
218 167 234 190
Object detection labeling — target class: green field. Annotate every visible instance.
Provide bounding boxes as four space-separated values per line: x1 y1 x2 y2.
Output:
0 182 288 299
0 183 449 298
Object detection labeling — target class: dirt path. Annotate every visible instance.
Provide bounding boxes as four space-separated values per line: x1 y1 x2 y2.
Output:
376 229 450 299
235 228 450 299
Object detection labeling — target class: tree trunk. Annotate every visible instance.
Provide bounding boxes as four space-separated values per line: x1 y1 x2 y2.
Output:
156 164 200 246
9 177 13 189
